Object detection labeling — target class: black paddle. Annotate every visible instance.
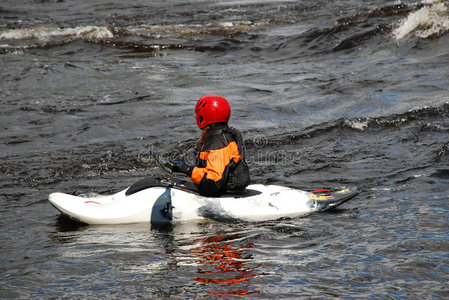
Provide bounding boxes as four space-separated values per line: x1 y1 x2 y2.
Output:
153 154 174 176
151 154 201 194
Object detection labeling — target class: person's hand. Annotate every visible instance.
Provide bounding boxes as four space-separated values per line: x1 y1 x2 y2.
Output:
169 159 193 175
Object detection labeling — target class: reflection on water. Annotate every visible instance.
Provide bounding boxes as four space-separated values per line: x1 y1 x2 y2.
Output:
50 217 266 296
189 233 266 296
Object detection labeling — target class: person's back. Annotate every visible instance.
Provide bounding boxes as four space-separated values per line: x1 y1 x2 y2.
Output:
168 95 250 196
192 122 249 196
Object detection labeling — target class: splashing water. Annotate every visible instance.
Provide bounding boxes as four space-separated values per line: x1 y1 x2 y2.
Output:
394 1 449 39
0 26 114 40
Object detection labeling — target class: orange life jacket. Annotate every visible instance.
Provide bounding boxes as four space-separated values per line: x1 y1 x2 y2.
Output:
188 124 250 196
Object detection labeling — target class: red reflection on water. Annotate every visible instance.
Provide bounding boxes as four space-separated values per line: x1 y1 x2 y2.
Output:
190 234 265 295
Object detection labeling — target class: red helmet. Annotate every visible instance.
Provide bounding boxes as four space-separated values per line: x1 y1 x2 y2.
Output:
195 94 231 129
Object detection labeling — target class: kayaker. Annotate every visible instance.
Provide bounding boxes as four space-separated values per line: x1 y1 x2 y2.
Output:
168 94 250 196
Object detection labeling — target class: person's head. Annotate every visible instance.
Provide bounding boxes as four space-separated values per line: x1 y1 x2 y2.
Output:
195 94 231 129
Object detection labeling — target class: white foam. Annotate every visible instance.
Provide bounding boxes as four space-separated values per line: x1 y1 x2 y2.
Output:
393 1 449 39
0 26 114 40
344 119 369 131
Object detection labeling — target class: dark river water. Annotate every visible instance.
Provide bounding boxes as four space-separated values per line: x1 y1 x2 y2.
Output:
1 0 449 298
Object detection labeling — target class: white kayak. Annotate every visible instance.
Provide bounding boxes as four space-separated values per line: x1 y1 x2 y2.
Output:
49 177 358 225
